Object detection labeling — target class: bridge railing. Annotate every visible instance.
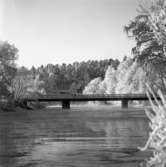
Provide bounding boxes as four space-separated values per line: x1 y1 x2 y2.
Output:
80 93 148 98
25 93 149 99
24 92 164 101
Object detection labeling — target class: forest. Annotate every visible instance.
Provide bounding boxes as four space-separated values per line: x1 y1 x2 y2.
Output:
0 44 120 110
16 58 120 94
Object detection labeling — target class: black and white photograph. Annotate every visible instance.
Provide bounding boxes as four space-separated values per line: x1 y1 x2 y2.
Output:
0 0 166 166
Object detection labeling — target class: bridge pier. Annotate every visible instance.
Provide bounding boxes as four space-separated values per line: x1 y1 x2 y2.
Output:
122 100 128 108
62 100 70 109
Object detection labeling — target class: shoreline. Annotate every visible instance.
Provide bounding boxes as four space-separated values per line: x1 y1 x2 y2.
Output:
0 104 149 120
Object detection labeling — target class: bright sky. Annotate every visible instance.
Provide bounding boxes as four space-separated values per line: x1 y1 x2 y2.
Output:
0 0 139 68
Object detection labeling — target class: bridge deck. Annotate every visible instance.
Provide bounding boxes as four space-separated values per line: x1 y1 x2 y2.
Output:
25 93 159 102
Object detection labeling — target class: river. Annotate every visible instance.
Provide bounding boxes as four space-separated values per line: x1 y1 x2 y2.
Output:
0 105 151 167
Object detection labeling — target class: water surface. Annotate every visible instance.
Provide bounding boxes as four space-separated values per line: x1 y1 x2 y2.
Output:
0 105 151 167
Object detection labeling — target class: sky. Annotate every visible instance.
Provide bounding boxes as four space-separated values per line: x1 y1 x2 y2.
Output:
0 0 139 68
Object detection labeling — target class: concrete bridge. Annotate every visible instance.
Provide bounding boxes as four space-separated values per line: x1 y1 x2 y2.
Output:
24 93 160 109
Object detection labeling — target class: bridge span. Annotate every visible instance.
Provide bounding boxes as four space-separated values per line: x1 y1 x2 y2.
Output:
24 93 160 109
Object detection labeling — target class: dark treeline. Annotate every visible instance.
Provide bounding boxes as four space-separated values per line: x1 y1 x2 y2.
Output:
17 59 120 94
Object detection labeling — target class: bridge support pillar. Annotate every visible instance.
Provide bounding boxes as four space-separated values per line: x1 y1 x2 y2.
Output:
122 100 128 108
62 100 70 109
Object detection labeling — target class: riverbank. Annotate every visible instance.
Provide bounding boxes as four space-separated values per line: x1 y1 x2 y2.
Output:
0 104 148 120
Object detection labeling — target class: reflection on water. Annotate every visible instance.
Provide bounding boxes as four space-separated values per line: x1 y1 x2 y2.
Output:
0 106 151 167
86 120 148 148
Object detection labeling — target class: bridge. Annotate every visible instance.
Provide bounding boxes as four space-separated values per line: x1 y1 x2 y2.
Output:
23 93 160 109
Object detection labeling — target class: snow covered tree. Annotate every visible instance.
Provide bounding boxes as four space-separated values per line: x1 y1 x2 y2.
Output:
139 87 166 167
125 0 166 92
98 81 107 94
115 57 134 93
83 77 102 94
83 57 147 96
103 66 117 94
